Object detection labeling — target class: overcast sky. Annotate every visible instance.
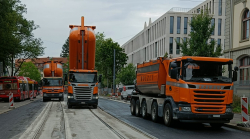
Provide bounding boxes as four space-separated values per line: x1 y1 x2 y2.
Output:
23 0 204 58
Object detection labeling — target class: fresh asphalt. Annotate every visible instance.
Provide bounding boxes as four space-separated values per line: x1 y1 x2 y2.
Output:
0 99 47 139
98 98 250 139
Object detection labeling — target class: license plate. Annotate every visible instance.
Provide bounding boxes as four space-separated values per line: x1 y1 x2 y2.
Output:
81 102 85 104
213 115 220 118
51 98 59 100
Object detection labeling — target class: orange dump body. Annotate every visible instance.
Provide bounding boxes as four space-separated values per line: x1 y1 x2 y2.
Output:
69 18 96 70
43 60 63 77
136 56 234 115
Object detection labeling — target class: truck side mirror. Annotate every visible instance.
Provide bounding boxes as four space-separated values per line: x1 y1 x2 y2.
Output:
171 62 177 68
170 69 178 80
233 71 237 82
64 74 67 85
98 75 102 82
234 66 238 71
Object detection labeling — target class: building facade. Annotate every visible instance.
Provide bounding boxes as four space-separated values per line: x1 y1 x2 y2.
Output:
121 0 226 65
225 0 250 97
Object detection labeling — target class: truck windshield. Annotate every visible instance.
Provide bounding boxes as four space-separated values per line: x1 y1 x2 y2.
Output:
43 78 63 86
182 61 232 83
69 73 97 83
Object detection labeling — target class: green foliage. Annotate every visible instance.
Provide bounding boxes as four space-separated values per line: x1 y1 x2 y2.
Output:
164 51 168 58
63 56 69 74
18 61 41 82
95 32 128 86
60 38 69 57
0 0 44 76
116 63 136 85
177 9 222 57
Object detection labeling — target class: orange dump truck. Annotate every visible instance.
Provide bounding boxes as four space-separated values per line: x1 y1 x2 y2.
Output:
130 56 238 128
65 16 102 109
42 60 64 102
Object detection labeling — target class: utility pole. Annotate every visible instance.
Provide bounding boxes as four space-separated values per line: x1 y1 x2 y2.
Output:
113 49 116 96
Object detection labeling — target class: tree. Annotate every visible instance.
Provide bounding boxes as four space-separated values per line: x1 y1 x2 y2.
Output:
18 62 41 82
60 38 69 57
164 51 168 58
116 63 136 85
177 9 222 57
95 32 105 71
0 0 44 76
96 37 128 87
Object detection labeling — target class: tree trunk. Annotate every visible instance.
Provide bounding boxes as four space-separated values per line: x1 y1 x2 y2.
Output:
11 54 14 76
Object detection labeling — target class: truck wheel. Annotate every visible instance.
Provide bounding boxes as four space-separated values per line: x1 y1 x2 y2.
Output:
43 98 47 102
163 103 174 127
151 101 158 122
141 100 148 119
135 99 140 117
130 99 136 115
67 103 72 109
210 123 223 129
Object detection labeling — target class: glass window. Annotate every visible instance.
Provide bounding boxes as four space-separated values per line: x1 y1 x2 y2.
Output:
184 17 188 34
148 29 150 43
170 16 174 34
183 37 187 42
218 19 222 36
155 42 157 58
190 17 193 31
211 18 215 35
219 0 222 16
176 37 180 54
218 39 221 46
197 8 200 13
242 9 250 40
177 17 181 34
169 37 173 54
69 73 97 83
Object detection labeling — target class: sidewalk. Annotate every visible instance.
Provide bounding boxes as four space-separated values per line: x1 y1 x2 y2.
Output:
225 113 250 132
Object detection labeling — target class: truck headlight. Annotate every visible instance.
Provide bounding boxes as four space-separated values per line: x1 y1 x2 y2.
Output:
67 96 73 98
226 108 232 113
43 93 47 96
59 93 63 96
179 106 191 112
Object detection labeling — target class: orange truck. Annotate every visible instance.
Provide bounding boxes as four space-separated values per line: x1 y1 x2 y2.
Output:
65 16 102 109
130 56 238 128
42 60 64 102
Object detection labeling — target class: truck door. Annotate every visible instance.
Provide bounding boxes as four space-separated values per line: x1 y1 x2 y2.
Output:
166 61 181 102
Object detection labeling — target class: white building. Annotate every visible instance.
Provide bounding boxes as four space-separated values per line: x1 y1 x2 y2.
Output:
121 0 226 65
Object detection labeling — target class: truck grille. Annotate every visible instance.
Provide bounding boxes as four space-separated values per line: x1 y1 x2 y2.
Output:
192 91 227 104
73 86 92 100
191 90 228 114
191 104 226 114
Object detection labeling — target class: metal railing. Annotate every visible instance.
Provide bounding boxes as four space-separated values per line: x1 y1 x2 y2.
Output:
168 7 192 13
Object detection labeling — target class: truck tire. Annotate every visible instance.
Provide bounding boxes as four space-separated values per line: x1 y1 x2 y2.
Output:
43 98 47 102
135 99 140 117
130 99 136 115
67 103 72 109
210 123 223 129
141 100 148 119
151 101 158 122
163 103 174 127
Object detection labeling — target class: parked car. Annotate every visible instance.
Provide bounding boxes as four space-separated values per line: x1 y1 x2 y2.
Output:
121 85 135 100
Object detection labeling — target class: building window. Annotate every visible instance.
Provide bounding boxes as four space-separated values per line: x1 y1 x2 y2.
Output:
218 19 222 36
177 17 181 34
219 0 222 16
176 37 180 54
155 42 157 58
197 8 200 13
190 17 193 31
242 9 250 40
170 16 174 34
217 39 221 46
183 37 187 42
184 17 188 34
148 29 150 43
211 18 215 35
169 37 173 54
240 56 250 81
